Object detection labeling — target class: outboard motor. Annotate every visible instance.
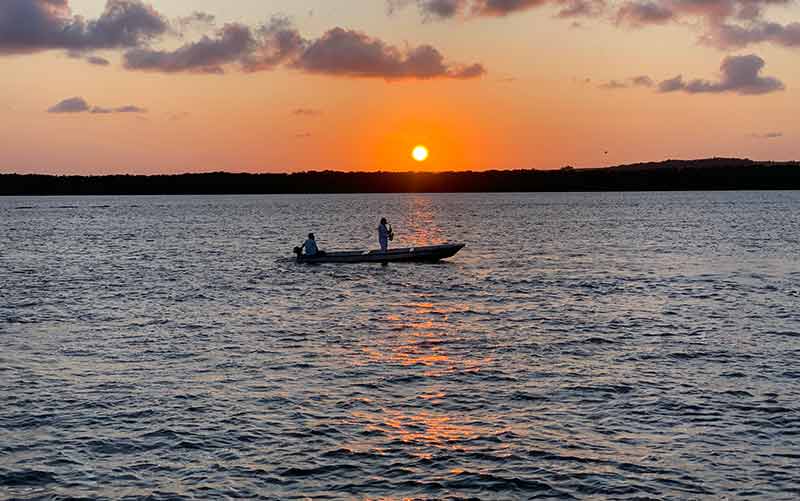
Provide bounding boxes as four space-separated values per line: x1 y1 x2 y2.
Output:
293 246 303 261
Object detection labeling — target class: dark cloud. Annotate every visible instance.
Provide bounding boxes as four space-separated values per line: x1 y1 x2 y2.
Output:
47 97 148 114
66 50 111 66
631 75 654 86
294 27 485 79
124 23 259 74
614 0 800 51
87 56 110 65
703 21 800 49
556 0 606 18
420 0 468 19
114 105 147 113
425 0 468 18
658 75 686 92
48 97 91 113
475 0 550 16
387 0 468 19
390 0 799 53
657 54 784 95
123 17 305 74
122 18 485 80
0 0 169 55
390 0 602 19
751 131 783 138
615 1 674 27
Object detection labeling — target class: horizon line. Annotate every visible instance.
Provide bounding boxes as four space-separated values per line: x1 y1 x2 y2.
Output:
4 157 799 177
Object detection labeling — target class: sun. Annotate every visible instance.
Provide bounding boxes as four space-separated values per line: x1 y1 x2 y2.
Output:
412 145 429 162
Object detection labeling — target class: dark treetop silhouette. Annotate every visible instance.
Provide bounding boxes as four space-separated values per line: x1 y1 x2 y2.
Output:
2 159 799 195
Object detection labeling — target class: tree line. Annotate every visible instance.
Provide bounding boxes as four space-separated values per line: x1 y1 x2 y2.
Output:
2 158 799 195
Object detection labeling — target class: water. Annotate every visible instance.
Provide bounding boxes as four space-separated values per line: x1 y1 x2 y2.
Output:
2 192 799 500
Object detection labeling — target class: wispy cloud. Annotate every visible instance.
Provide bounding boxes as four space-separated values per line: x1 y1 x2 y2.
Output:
598 75 654 89
751 131 783 139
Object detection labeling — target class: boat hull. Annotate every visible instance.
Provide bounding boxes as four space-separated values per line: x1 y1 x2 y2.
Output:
296 243 465 264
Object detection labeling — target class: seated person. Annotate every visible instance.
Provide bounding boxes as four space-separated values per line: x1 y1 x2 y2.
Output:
301 233 320 256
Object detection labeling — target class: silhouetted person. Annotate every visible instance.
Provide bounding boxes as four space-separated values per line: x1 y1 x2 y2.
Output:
378 218 393 252
302 233 320 256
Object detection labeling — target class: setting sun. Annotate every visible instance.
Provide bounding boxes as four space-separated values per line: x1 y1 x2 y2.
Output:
412 145 429 162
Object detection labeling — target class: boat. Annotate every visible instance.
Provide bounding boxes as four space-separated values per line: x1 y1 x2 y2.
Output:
293 243 465 264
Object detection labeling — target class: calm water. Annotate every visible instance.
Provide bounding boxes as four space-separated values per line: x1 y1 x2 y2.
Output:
2 192 799 500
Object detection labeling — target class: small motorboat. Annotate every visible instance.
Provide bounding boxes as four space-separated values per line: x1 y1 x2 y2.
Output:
293 243 465 264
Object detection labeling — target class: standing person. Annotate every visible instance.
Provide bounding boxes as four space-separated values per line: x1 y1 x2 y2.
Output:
378 218 393 252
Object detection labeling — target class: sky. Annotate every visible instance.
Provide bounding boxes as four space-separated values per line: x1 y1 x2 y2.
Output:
1 0 798 174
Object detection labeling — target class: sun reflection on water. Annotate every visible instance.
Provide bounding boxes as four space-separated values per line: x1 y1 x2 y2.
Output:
344 294 508 462
353 409 484 447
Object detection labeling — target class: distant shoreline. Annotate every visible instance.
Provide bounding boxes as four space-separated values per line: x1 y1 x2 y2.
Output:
2 158 799 195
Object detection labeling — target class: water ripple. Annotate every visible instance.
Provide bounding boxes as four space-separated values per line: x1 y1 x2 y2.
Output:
2 192 799 499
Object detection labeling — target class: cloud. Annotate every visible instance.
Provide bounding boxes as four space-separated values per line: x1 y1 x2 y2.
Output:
48 97 91 113
615 1 674 27
124 20 485 80
2 2 487 81
599 74 654 89
113 105 146 113
475 0 550 16
47 97 148 114
614 0 800 51
391 0 800 54
177 11 216 32
294 27 485 79
66 50 110 66
387 0 468 20
391 0 604 19
657 54 784 95
751 131 783 138
87 56 110 65
123 17 308 74
703 21 800 49
599 79 629 89
122 17 299 74
0 0 169 55
124 22 263 74
556 0 606 19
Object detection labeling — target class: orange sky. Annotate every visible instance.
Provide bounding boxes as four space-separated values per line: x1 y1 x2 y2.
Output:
1 0 798 174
